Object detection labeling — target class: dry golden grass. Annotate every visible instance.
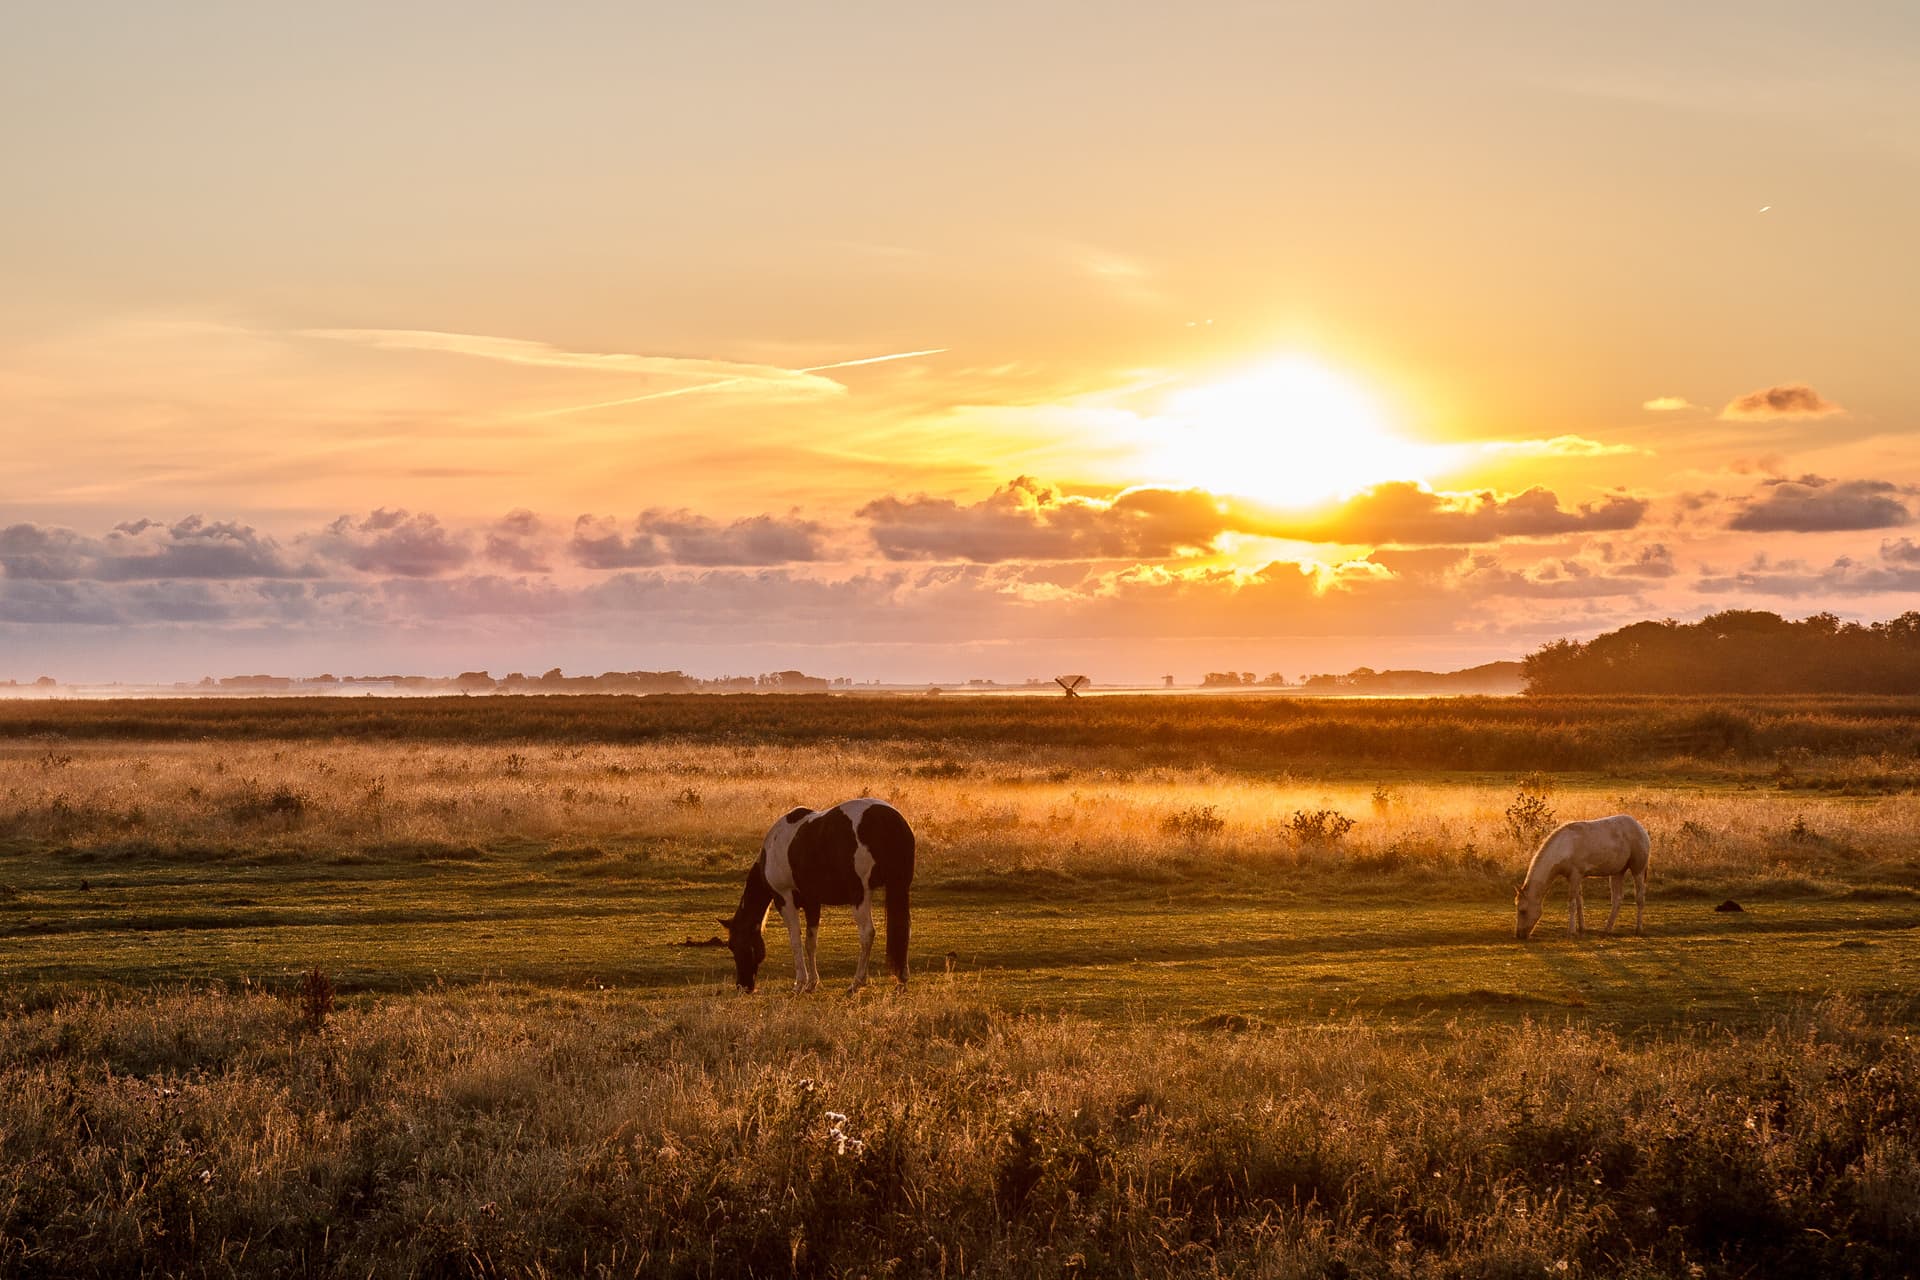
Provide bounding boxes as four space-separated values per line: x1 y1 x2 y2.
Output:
2 982 1915 1277
6 737 1918 888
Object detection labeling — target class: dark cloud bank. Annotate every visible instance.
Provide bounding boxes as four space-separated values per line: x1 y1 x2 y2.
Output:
1727 476 1911 533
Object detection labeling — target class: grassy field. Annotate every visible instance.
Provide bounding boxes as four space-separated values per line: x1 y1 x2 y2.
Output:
3 696 1918 1276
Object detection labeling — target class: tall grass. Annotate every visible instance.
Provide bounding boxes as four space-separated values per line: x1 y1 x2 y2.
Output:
3 736 1920 898
4 738 1919 891
1 984 1914 1277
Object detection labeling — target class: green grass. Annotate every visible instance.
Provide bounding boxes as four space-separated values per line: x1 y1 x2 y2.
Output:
6 835 1918 1029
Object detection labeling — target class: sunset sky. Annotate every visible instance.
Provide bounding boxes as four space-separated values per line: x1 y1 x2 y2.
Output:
4 2 1918 683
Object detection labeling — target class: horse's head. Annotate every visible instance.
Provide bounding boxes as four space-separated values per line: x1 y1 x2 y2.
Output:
718 915 766 991
1514 882 1542 940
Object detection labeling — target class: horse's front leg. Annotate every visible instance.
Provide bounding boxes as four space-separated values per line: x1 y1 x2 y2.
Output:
1633 867 1646 934
802 902 822 993
777 898 807 993
1568 873 1584 936
847 895 876 995
1604 874 1624 934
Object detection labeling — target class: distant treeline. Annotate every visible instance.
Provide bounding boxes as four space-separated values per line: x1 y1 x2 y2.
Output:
193 668 844 694
1299 661 1523 696
1197 662 1522 694
1524 610 1920 695
5 691 1918 772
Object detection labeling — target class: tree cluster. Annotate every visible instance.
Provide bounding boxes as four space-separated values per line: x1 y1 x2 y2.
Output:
1522 610 1920 695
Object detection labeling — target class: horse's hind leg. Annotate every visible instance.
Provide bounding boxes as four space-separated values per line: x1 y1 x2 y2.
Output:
1633 867 1646 934
802 902 822 993
1604 874 1624 934
848 895 876 995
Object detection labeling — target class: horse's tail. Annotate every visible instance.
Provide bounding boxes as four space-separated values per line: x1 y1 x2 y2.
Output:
885 881 910 983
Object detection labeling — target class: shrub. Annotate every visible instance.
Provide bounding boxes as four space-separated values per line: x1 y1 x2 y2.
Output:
1287 809 1356 845
1504 785 1556 846
295 966 333 1033
225 783 310 825
1160 804 1225 840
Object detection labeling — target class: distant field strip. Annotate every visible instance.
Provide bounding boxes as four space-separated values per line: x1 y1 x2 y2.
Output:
5 692 1920 772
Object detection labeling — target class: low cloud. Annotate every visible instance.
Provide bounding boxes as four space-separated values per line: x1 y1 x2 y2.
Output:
0 577 351 627
1721 383 1843 420
1881 537 1920 566
308 509 474 577
1727 476 1911 533
0 517 315 581
1643 396 1695 412
1452 555 1652 600
1696 541 1920 598
570 511 826 568
1601 543 1678 579
1277 482 1647 547
483 510 553 573
861 476 1232 562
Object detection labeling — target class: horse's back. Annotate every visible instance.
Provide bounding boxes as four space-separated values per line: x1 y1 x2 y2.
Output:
1568 814 1649 875
785 798 915 905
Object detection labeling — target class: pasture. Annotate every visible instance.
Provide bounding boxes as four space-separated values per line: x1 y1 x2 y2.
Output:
3 695 1918 1276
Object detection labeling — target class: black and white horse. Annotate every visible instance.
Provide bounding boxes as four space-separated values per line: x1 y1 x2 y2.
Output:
720 798 915 994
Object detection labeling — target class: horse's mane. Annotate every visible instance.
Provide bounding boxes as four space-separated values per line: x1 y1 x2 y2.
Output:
1520 824 1571 890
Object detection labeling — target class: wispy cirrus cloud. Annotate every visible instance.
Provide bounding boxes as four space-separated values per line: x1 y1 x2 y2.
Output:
1642 396 1695 412
1480 434 1642 459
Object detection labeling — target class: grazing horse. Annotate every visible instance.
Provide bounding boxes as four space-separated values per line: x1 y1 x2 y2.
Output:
1514 814 1650 940
720 798 915 994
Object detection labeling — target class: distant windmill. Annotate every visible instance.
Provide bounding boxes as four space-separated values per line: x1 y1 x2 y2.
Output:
1054 674 1090 698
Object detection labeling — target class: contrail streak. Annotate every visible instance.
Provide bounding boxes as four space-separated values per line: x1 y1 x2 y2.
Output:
531 348 947 418
797 348 948 373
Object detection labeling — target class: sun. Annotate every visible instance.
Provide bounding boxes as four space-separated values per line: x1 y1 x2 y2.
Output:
1140 356 1454 508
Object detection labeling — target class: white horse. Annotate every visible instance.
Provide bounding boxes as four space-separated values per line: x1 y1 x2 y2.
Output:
1514 814 1650 940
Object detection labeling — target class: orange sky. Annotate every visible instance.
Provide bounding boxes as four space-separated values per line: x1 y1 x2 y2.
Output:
3 3 1918 682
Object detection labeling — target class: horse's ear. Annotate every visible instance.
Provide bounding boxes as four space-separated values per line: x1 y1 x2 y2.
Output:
717 916 732 929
